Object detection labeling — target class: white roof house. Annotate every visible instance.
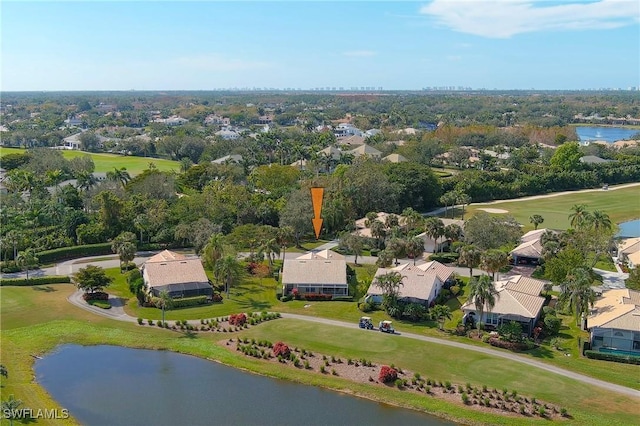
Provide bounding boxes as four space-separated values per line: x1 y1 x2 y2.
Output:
587 289 640 354
212 154 243 165
367 260 455 306
382 153 407 163
141 250 212 299
282 250 348 296
215 129 241 140
461 275 546 335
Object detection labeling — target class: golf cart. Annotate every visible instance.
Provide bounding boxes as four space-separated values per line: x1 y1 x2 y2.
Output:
359 316 374 330
378 320 395 334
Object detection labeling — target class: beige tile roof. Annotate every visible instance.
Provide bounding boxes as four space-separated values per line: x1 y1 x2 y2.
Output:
348 144 382 158
461 287 545 319
337 135 366 146
415 260 454 283
587 289 640 330
146 250 187 263
382 153 407 163
502 275 546 296
618 237 640 254
317 146 342 160
282 251 347 285
627 251 640 266
143 257 208 288
509 239 543 259
368 265 440 301
521 228 548 243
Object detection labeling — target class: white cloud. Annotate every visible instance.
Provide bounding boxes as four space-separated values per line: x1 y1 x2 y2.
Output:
174 54 273 72
342 50 377 57
447 55 463 61
420 0 639 38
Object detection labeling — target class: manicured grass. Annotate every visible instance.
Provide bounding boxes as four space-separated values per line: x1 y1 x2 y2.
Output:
87 299 111 309
465 184 640 231
0 147 179 175
1 285 639 426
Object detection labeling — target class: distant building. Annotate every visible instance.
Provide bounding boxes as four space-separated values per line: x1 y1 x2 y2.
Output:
212 154 243 165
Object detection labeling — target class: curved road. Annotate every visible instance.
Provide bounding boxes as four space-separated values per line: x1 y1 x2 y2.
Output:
66 289 640 398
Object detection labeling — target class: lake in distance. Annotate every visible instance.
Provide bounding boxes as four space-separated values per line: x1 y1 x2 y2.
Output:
575 126 639 143
35 345 456 426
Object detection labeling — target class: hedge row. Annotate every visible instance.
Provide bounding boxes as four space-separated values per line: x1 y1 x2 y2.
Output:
170 296 209 308
37 243 113 264
428 253 459 264
584 350 640 365
0 275 71 286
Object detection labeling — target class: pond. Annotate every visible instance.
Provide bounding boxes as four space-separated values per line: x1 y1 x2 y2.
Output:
617 219 640 238
35 345 455 426
575 126 639 143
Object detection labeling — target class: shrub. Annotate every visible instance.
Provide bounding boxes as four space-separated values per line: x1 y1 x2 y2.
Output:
543 315 562 336
332 369 338 376
82 292 109 301
445 381 452 390
538 406 546 417
212 293 223 302
560 408 568 417
137 317 143 325
272 342 291 358
229 313 247 326
0 275 71 286
449 285 461 296
303 293 332 301
428 253 459 263
148 319 153 325
584 350 640 365
320 366 326 374
395 378 404 389
378 366 398 383
304 360 310 369
488 337 528 351
461 393 470 404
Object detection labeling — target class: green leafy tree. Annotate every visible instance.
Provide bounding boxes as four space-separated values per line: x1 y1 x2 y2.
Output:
340 233 365 265
550 142 581 171
370 220 387 249
444 223 463 244
106 167 131 188
375 249 394 268
111 231 138 272
544 248 587 285
431 304 452 330
626 268 640 291
463 212 521 250
455 191 472 220
529 214 544 230
466 274 499 333
424 217 445 252
202 233 226 282
387 238 407 265
74 264 113 294
405 236 425 265
276 226 294 260
15 249 38 280
568 204 591 230
79 132 100 152
279 188 313 247
497 321 523 343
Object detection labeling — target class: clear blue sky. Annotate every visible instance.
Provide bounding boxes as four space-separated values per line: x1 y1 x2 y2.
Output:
2 1 639 91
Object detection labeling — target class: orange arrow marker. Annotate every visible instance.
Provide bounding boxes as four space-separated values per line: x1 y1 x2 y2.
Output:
311 187 324 239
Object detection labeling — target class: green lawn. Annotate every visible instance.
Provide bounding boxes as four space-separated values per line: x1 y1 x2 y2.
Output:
0 147 179 175
2 284 639 426
465 184 640 231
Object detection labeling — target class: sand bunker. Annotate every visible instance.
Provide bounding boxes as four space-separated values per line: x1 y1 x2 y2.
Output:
478 208 509 214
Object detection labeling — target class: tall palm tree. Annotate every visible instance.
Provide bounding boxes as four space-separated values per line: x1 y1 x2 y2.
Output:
444 223 463 244
276 226 294 261
370 220 386 249
589 210 612 233
405 236 424 265
466 274 499 333
258 237 280 269
374 271 405 299
202 233 226 281
76 171 97 193
562 267 596 326
568 204 591 229
424 217 445 252
458 245 481 277
155 290 173 325
480 249 508 280
431 304 452 330
215 255 245 298
529 214 544 230
1 395 22 426
106 167 131 188
15 249 38 280
456 191 472 220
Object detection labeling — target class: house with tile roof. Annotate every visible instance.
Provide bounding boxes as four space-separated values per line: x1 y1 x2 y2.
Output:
509 228 557 265
617 237 640 269
382 153 407 163
281 249 348 297
141 250 212 299
366 260 455 306
587 288 640 354
348 144 382 159
461 275 547 335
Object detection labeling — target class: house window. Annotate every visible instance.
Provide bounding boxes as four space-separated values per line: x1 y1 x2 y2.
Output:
486 313 499 325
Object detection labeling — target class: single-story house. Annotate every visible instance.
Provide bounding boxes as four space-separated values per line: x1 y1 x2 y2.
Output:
366 260 455 306
461 275 547 335
509 228 556 265
382 153 407 163
347 144 382 159
617 237 640 269
282 249 348 296
587 288 640 354
142 250 213 299
579 155 613 164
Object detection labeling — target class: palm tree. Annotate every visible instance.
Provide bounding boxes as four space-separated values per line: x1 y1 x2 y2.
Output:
589 210 612 233
111 232 137 272
529 214 544 230
568 204 591 229
444 223 463 244
76 171 97 192
215 255 245 298
202 233 226 281
401 207 424 233
134 214 151 244
431 304 452 331
424 217 445 252
466 274 499 334
374 271 405 299
106 167 131 188
15 249 38 280
562 267 596 326
370 220 386 249
155 290 173 325
458 245 481 277
456 191 472 220
480 249 508 280
258 237 280 269
276 226 294 261
1 395 22 426
5 230 20 260
405 236 424 265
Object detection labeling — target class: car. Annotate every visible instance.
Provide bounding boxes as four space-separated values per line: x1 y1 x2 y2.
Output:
359 316 374 329
378 320 395 334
